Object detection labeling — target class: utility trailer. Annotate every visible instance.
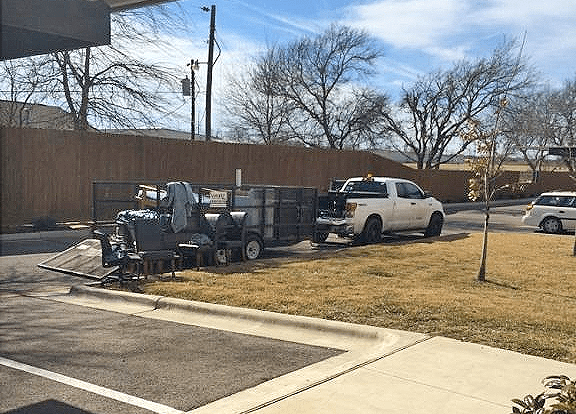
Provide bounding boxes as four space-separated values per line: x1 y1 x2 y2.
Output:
91 181 318 281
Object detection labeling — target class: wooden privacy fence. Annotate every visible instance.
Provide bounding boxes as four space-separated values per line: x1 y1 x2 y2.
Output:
1 127 574 228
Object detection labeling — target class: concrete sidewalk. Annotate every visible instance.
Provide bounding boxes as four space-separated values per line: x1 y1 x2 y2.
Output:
56 285 576 414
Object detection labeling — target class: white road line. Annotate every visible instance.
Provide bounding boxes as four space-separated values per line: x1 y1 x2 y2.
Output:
0 356 184 414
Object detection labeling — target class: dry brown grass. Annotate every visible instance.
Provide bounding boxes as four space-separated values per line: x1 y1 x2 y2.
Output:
143 233 576 363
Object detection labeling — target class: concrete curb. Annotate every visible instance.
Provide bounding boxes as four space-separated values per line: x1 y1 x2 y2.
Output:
156 295 381 340
69 285 382 341
0 228 91 242
69 285 163 309
444 198 533 213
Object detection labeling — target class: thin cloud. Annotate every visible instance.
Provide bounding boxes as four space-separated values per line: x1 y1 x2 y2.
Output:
345 0 469 49
228 0 322 38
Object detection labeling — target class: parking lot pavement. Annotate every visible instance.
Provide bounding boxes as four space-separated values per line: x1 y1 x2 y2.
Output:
0 253 82 294
0 292 344 413
1 364 155 414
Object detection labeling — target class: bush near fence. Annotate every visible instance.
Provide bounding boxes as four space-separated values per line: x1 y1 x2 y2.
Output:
1 127 573 228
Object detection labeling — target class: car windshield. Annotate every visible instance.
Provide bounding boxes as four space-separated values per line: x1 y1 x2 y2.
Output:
535 195 576 207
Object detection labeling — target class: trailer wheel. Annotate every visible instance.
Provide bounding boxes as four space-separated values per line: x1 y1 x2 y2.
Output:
244 234 263 260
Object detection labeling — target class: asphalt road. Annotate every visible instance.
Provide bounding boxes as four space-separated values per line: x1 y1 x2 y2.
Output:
0 229 91 257
443 203 534 234
0 293 341 414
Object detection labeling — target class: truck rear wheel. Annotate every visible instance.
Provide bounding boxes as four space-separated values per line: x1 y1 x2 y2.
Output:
361 217 382 244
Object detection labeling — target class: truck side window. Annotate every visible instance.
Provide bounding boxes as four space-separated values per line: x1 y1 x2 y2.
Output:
558 196 576 207
396 183 424 199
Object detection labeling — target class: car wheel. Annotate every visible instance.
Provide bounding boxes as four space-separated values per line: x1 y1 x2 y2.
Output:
244 234 263 260
424 213 443 237
361 217 382 244
541 217 562 234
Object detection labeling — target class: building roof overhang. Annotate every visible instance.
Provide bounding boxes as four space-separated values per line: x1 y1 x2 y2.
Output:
1 0 173 60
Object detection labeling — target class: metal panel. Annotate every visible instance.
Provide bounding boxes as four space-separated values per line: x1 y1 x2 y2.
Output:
38 239 117 280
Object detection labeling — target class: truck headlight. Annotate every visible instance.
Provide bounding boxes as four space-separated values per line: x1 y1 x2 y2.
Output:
345 202 357 218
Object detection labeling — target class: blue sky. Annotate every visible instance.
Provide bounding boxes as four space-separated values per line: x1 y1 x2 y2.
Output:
139 0 576 133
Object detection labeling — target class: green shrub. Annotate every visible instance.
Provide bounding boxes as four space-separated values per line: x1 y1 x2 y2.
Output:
512 376 576 414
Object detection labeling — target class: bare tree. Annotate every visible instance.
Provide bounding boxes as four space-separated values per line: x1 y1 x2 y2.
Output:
387 40 535 169
0 57 55 126
502 90 558 174
222 47 293 144
2 3 187 131
224 25 389 149
502 79 576 172
550 79 576 170
464 37 531 282
279 25 386 149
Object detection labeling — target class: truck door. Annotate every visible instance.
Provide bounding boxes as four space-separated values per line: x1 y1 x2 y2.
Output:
394 182 429 229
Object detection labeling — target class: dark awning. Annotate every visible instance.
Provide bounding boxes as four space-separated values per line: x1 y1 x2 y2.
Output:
103 0 177 11
1 0 111 60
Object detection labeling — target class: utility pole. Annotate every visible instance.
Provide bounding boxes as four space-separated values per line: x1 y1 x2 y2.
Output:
191 66 195 140
205 4 215 142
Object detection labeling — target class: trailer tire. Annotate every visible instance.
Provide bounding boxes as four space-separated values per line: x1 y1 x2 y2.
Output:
244 234 263 260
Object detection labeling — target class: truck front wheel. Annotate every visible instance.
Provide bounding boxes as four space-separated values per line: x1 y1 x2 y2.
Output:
424 213 443 237
361 217 382 244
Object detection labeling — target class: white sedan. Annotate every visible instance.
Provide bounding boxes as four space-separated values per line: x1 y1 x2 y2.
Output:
521 191 576 233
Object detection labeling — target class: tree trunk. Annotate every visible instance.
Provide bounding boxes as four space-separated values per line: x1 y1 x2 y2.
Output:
477 208 489 282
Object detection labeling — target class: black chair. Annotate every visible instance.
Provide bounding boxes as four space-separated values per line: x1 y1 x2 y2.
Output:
93 230 143 284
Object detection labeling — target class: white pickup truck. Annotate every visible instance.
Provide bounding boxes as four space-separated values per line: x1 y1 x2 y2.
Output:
315 176 445 243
